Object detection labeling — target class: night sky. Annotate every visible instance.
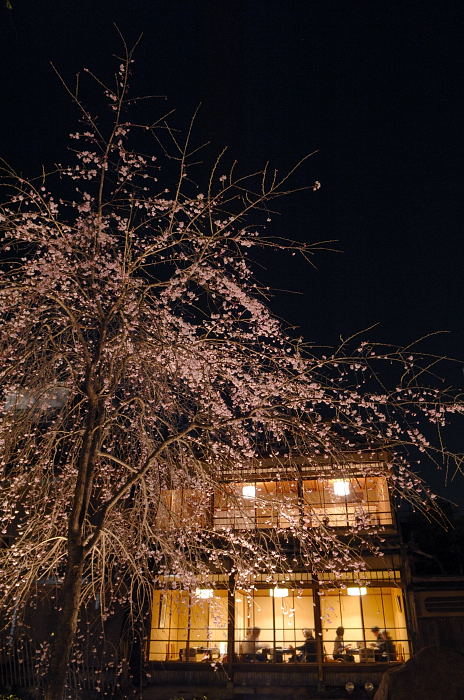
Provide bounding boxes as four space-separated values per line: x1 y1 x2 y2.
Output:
1 1 463 505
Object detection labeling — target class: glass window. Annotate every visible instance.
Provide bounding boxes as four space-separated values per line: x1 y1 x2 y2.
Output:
214 481 298 530
149 590 189 661
149 589 227 661
156 476 393 531
320 586 409 662
155 489 210 530
235 587 315 662
149 577 409 664
303 477 393 528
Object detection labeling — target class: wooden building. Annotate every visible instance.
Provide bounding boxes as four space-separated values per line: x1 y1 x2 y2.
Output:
144 453 410 699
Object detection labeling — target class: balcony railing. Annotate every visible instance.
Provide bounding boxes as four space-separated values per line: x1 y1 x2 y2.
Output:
156 474 395 531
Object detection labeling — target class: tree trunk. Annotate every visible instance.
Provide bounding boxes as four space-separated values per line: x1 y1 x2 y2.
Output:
44 547 84 700
44 381 102 699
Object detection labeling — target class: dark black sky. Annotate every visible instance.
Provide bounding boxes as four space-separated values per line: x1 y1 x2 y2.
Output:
1 1 463 502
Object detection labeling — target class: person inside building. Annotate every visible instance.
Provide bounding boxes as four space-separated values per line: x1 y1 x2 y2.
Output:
289 628 317 662
333 625 355 662
371 626 397 661
239 627 268 661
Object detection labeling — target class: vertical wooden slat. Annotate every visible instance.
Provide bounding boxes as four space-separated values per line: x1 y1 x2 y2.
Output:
313 576 324 686
227 573 235 677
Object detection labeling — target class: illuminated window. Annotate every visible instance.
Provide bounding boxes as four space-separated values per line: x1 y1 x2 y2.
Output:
303 477 393 528
320 586 409 662
149 589 227 662
149 575 409 664
155 475 393 532
235 587 315 662
214 481 299 530
154 489 210 530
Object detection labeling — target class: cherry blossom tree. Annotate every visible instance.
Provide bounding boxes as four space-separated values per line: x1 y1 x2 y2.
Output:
0 44 462 699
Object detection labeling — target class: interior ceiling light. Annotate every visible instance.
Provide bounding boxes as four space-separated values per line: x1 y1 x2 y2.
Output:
195 588 213 599
333 479 350 496
269 587 289 598
347 587 367 596
242 484 256 499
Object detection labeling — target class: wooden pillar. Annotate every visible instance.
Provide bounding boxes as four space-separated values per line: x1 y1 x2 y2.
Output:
186 592 192 659
227 573 235 677
312 576 324 687
297 470 304 530
271 590 277 662
359 591 367 649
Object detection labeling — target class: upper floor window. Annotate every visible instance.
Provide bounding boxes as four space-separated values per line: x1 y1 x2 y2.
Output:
155 488 210 529
303 477 392 527
213 476 392 530
155 475 393 531
214 480 299 530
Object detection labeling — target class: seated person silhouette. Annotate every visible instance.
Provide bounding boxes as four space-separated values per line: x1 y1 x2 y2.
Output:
333 626 355 662
239 627 267 661
289 628 317 662
371 626 397 661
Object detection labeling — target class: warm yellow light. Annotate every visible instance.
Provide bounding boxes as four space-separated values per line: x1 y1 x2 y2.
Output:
270 587 289 598
242 484 256 499
333 479 350 496
195 588 213 599
347 587 367 596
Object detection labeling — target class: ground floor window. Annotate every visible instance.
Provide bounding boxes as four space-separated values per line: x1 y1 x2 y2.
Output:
148 574 409 664
234 587 315 662
149 589 228 662
320 586 409 662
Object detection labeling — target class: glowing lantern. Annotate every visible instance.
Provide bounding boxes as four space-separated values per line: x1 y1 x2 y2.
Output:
347 587 367 596
333 479 350 496
195 588 213 599
242 484 256 499
269 587 289 598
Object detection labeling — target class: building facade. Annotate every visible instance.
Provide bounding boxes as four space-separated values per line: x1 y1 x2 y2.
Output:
145 453 411 699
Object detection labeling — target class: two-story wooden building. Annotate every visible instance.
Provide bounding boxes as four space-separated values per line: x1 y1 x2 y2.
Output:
145 452 410 699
